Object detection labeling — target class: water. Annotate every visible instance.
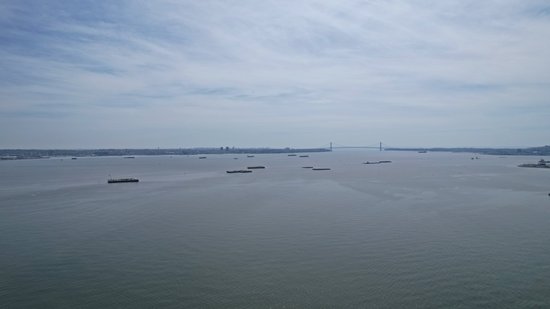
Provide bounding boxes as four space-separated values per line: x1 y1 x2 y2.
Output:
1 151 549 308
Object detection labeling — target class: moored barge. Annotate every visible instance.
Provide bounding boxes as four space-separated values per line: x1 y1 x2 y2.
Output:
108 178 139 183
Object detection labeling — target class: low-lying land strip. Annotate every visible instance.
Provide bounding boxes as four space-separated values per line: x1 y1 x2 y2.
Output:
0 147 330 160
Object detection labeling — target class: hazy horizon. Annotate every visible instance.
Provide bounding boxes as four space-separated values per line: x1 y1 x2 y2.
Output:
0 144 549 151
1 1 549 148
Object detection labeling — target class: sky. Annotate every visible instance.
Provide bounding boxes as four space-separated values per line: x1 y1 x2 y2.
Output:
1 0 549 149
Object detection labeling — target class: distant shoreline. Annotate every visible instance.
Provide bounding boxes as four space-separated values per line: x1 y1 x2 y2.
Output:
2 145 550 160
0 147 331 160
386 145 550 156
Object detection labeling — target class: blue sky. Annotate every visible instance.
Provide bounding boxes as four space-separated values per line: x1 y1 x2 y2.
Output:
1 0 549 148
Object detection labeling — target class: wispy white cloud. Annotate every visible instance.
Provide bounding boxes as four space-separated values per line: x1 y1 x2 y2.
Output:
1 0 549 148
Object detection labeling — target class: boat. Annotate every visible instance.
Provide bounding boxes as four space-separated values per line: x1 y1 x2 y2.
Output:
0 156 17 160
312 168 331 171
71 157 77 160
378 160 392 163
418 150 427 153
302 166 314 169
288 154 297 157
518 159 550 168
108 178 139 183
123 156 135 159
299 155 309 157
363 161 380 165
247 166 265 169
199 156 207 159
247 155 255 158
226 170 252 174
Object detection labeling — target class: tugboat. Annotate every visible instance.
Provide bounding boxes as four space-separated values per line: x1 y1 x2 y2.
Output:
108 178 139 183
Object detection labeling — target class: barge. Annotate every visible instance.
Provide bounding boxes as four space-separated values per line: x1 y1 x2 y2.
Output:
108 178 139 183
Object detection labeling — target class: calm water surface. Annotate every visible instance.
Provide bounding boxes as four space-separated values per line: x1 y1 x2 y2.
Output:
1 151 550 308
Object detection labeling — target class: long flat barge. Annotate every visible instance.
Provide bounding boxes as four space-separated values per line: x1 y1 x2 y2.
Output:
108 178 139 183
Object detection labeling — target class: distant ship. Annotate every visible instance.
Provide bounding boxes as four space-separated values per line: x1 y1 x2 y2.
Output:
108 178 139 183
363 160 392 164
0 156 17 160
226 170 252 174
518 159 549 168
247 166 265 169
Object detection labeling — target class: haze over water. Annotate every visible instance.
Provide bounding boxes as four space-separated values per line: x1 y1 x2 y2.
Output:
1 150 550 308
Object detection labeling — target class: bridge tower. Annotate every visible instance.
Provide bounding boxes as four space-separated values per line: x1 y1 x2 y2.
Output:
330 142 333 151
379 142 382 151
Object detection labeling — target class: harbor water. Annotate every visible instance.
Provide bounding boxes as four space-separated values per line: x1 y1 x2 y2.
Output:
1 151 549 308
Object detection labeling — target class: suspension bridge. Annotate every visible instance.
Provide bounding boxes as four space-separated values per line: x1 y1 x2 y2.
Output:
321 142 393 151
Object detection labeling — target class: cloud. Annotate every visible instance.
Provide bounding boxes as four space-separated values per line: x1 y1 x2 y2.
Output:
0 0 549 148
